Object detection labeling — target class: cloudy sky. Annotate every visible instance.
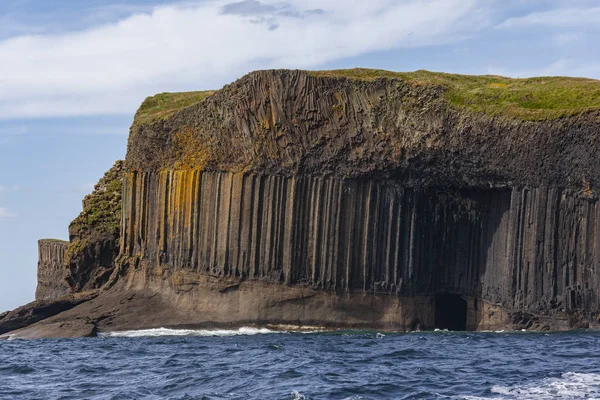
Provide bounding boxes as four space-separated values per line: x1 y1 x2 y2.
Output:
1 0 599 311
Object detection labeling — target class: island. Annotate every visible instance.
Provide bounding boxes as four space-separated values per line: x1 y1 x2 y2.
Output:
2 68 600 339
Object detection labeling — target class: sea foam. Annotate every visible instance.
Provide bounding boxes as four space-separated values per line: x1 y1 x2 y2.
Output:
491 372 600 399
458 372 600 399
99 327 282 338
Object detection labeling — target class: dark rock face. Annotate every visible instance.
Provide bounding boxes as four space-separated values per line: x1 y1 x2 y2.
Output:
35 239 70 300
119 171 600 330
127 70 600 189
66 161 124 292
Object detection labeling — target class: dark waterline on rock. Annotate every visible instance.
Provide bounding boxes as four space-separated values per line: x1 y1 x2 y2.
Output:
1 330 600 399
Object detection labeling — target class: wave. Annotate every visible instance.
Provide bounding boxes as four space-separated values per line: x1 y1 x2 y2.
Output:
457 372 600 399
99 327 283 338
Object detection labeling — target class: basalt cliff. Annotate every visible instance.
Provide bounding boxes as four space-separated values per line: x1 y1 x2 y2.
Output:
2 69 600 339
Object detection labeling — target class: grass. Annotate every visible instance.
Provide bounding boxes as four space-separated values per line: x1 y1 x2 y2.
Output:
310 68 600 120
133 90 216 126
132 69 600 123
69 161 123 239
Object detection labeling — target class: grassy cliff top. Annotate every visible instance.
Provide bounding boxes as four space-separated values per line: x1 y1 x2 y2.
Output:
133 69 600 123
311 69 600 120
133 90 216 126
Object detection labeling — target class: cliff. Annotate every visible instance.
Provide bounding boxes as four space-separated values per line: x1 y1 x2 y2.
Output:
127 69 600 187
3 68 600 339
118 69 600 331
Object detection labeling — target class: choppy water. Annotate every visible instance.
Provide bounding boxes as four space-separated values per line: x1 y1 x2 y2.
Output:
1 328 599 400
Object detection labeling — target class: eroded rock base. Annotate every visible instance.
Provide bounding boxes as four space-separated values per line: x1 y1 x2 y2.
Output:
3 268 589 339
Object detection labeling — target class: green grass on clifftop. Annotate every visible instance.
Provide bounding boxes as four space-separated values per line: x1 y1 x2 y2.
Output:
134 90 215 126
311 69 600 120
133 69 600 124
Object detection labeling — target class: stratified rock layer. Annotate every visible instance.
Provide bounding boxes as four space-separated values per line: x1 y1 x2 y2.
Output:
36 239 70 301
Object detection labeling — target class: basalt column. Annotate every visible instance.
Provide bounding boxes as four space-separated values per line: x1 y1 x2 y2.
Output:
36 239 70 301
120 170 600 329
120 171 509 295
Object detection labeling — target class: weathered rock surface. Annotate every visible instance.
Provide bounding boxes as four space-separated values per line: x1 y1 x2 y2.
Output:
66 160 124 292
0 292 97 335
0 319 97 340
5 69 600 338
35 239 70 300
127 70 600 189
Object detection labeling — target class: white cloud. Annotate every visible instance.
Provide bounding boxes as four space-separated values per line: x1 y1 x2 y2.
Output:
553 32 583 46
0 207 17 219
498 6 600 29
0 186 4 193
487 58 600 79
0 0 486 119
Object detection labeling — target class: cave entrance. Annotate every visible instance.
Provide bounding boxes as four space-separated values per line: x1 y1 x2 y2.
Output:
434 294 467 331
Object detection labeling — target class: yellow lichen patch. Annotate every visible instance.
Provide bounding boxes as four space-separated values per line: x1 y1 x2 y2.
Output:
173 127 214 170
332 91 346 117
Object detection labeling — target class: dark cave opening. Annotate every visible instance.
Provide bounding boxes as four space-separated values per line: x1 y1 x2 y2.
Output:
434 294 467 331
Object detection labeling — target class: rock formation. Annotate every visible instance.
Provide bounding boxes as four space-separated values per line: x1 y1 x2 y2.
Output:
3 68 600 338
36 239 70 300
65 160 124 292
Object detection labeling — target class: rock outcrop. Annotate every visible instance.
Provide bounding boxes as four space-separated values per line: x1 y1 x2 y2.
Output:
5 68 600 338
65 160 124 292
35 239 70 300
0 292 97 336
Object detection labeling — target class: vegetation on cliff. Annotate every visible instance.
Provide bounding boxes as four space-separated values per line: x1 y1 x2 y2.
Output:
65 160 124 291
133 90 215 126
132 69 600 127
311 69 600 120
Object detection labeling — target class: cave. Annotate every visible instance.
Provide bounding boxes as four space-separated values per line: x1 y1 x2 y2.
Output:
434 294 467 331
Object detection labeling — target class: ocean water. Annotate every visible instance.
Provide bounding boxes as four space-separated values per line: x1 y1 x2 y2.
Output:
1 329 599 400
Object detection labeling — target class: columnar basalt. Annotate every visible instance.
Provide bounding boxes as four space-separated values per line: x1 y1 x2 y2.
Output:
35 239 70 301
118 171 600 330
116 69 600 331
6 68 600 338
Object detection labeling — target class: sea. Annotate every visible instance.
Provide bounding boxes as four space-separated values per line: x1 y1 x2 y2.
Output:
1 328 599 400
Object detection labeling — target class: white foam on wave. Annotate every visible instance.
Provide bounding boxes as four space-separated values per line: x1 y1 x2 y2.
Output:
100 327 282 338
456 372 600 399
291 391 307 400
492 372 600 399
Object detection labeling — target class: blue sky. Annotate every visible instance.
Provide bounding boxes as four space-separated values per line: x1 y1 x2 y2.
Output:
1 0 599 311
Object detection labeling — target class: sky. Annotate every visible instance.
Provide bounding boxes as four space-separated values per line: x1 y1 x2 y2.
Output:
1 0 599 312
